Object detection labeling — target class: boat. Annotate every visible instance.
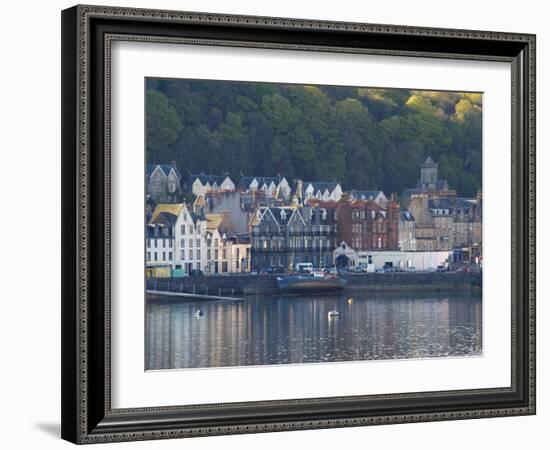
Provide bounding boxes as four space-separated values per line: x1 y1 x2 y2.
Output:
276 271 347 294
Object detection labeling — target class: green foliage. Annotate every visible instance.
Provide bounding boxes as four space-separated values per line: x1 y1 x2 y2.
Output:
147 81 482 197
146 90 182 162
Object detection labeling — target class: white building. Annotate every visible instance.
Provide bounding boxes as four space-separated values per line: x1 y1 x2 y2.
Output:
237 176 292 200
146 203 209 273
188 174 235 197
304 181 343 202
146 204 250 275
354 250 451 271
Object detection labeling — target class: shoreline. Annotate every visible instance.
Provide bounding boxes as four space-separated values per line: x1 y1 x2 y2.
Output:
146 271 482 298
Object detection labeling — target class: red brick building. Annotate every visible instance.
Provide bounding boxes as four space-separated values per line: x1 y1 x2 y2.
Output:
335 195 399 251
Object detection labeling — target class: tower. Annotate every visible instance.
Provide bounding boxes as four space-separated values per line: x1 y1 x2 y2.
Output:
420 156 438 190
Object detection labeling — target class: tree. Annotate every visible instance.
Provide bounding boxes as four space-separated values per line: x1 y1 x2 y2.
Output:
146 90 182 162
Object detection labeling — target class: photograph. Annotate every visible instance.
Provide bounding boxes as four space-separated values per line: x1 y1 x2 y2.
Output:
144 78 483 371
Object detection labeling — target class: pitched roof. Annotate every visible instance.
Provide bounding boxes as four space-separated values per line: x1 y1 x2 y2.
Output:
304 181 341 192
351 190 385 201
428 197 454 209
151 211 178 226
402 188 422 199
306 199 337 209
400 210 415 221
147 164 181 178
188 174 230 186
150 203 185 223
205 213 225 231
365 199 384 211
237 176 285 190
422 156 436 166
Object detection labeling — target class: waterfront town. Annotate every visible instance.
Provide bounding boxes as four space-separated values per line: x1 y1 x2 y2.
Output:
145 156 482 278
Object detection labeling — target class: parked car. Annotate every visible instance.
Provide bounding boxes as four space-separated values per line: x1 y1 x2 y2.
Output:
436 265 446 273
375 267 386 273
405 266 416 273
457 266 471 273
352 266 366 273
250 270 258 275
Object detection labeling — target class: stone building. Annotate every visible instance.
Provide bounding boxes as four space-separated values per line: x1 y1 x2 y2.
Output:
402 156 450 203
398 210 416 251
146 164 181 202
250 205 337 271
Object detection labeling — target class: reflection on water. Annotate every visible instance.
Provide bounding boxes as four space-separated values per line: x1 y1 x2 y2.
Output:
145 291 482 370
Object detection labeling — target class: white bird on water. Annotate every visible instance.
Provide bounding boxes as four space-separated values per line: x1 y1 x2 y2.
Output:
328 310 340 318
194 309 204 317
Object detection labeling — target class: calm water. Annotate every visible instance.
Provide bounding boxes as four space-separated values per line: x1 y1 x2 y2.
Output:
145 291 482 370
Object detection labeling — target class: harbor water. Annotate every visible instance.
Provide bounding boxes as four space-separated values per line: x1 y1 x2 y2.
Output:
145 290 482 370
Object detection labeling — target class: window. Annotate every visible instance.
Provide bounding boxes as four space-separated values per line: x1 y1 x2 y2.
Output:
207 249 211 260
147 252 151 261
214 249 218 259
196 239 200 248
214 239 219 248
154 252 158 261
180 250 185 260
197 262 201 271
168 252 172 260
169 240 172 248
162 252 166 261
197 249 201 260
162 239 166 248
180 239 185 247
189 249 193 260
181 224 185 235
189 239 193 248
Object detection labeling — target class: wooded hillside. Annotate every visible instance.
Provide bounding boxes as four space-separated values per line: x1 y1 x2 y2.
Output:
146 78 482 197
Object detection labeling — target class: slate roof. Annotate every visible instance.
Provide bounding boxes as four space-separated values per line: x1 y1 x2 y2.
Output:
147 164 181 178
237 176 285 190
428 197 455 210
421 156 437 167
401 188 422 199
456 197 477 208
400 210 415 221
305 199 337 209
350 190 385 201
188 174 230 186
304 181 341 193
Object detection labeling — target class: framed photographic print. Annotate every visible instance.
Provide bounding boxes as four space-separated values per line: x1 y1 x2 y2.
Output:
61 4 536 444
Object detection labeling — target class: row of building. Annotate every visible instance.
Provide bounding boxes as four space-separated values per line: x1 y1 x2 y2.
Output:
147 164 347 203
145 157 482 275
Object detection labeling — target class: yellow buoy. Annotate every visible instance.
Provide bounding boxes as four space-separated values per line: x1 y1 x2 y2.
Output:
347 298 354 304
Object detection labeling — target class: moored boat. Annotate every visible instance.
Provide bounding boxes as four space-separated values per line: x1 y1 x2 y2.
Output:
276 271 347 294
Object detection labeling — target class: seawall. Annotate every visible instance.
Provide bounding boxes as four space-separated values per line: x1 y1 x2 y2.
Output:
146 271 482 297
